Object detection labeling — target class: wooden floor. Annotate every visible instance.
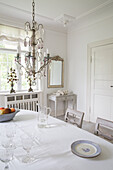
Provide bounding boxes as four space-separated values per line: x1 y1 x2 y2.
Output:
57 115 95 134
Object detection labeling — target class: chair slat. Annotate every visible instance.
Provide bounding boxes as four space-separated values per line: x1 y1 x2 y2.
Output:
64 108 84 128
94 117 113 142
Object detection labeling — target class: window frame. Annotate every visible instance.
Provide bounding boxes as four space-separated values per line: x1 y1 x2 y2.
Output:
0 47 39 92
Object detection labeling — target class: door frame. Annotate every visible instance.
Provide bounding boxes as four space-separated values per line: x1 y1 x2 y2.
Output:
86 38 113 122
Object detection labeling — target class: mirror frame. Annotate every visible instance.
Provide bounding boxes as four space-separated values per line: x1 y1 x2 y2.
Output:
47 55 64 88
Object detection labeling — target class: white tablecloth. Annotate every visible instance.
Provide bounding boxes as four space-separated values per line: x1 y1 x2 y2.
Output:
0 110 113 170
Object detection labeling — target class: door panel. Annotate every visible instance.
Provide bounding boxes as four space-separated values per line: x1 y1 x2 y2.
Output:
90 44 113 122
94 95 111 121
94 47 113 80
95 80 113 90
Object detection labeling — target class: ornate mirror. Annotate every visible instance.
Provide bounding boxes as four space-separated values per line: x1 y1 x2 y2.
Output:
47 56 64 88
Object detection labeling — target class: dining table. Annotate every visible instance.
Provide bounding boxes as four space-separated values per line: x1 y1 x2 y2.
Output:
0 109 113 170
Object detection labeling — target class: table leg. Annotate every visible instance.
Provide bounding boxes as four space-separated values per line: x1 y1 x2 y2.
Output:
55 100 58 117
72 97 75 110
64 99 68 115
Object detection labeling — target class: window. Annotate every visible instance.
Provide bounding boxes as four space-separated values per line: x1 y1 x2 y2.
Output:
0 48 29 91
0 50 16 91
0 24 40 92
0 48 39 91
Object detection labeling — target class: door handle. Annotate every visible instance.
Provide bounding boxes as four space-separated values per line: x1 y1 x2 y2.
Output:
110 86 113 87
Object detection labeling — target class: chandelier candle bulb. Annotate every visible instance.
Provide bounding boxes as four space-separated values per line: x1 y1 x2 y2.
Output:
44 52 46 57
38 49 41 53
46 48 49 54
29 46 31 52
17 43 21 54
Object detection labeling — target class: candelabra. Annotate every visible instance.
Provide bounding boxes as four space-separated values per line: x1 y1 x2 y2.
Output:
7 68 18 93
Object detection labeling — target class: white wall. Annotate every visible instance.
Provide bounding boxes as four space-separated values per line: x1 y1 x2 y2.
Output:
42 29 67 106
67 16 113 119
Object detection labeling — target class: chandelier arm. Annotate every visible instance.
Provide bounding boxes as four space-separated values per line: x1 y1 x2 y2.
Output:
36 59 51 74
16 61 29 74
25 22 31 31
36 38 43 45
38 24 44 30
38 38 43 42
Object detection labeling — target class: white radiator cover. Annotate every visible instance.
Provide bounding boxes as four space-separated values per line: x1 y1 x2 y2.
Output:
0 91 42 111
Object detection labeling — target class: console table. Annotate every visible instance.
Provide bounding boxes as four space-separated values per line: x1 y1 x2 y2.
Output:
47 93 76 117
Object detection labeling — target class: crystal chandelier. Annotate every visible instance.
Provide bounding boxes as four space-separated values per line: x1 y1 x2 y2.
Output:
15 0 51 85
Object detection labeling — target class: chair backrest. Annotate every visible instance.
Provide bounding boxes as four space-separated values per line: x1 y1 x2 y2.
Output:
64 108 84 128
94 117 113 142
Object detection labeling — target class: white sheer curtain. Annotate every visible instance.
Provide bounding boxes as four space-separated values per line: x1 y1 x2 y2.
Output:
0 24 26 91
0 24 25 51
0 24 24 42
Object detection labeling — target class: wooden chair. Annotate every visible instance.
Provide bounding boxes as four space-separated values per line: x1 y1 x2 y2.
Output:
94 117 113 143
64 108 84 128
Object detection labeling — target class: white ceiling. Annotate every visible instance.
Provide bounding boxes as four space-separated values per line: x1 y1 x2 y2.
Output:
0 0 108 18
0 0 113 33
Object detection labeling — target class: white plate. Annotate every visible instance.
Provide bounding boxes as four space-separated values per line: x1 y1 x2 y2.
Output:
71 140 101 158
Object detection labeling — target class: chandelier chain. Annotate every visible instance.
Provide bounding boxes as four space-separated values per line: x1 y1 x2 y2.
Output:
32 0 35 29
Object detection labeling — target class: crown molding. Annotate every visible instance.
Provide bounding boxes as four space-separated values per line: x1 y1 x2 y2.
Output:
0 2 67 34
68 1 113 33
68 14 113 35
0 16 67 36
0 16 24 29
0 2 54 22
76 0 113 20
0 1 113 34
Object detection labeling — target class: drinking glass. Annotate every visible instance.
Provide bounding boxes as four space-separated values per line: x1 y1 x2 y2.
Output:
5 124 16 139
21 135 33 163
1 136 13 149
0 148 13 170
46 107 51 125
1 124 16 149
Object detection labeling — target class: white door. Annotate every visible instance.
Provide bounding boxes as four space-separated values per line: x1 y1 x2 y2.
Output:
90 43 113 122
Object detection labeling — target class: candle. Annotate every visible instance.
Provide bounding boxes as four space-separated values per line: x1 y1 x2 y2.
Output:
38 49 41 53
17 43 21 54
29 45 31 52
44 52 46 57
46 48 49 54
